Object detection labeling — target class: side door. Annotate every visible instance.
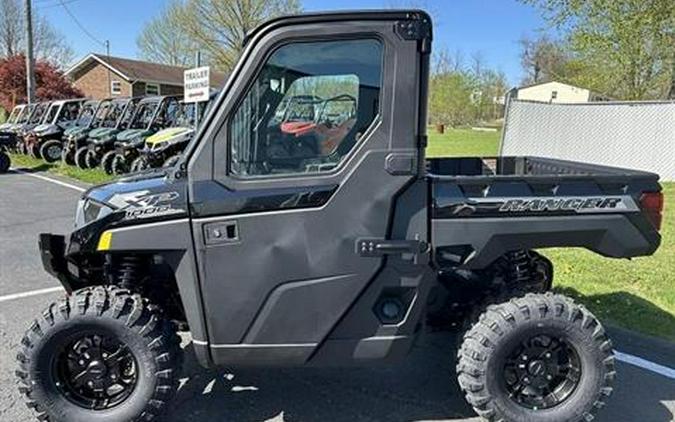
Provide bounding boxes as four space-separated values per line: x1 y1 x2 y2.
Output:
188 12 433 365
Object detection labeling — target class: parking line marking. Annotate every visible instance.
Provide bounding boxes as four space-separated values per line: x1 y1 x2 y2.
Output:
11 169 86 192
615 350 675 380
0 287 64 304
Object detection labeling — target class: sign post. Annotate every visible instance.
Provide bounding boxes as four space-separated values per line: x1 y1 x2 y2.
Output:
184 65 210 126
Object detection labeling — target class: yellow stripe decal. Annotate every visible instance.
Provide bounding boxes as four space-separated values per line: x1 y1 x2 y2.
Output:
97 231 113 251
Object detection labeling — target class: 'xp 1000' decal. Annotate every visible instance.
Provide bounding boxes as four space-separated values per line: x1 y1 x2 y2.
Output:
443 196 638 217
109 190 185 220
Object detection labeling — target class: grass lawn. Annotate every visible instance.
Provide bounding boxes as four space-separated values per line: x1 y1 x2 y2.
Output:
427 128 674 341
9 153 114 185
8 129 674 341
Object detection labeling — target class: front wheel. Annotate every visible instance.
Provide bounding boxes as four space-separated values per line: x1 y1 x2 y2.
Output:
0 151 10 173
130 156 149 173
457 293 615 422
111 154 129 175
62 147 75 165
40 140 63 163
100 151 117 174
74 147 89 169
85 150 101 169
16 286 182 422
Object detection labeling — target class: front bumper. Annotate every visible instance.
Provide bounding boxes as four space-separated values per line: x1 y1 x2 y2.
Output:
38 233 77 293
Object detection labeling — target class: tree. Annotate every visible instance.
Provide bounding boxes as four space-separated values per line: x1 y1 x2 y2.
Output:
175 0 302 71
0 0 74 68
523 0 675 100
519 34 571 84
137 0 198 67
0 54 82 111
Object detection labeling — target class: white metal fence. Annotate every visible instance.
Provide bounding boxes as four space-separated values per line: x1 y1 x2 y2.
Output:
500 99 675 181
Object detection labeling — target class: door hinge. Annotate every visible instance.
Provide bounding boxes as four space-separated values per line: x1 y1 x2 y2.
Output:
395 14 432 53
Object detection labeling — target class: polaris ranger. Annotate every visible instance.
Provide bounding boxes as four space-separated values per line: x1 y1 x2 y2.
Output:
17 101 51 156
108 95 181 174
61 99 102 165
78 97 140 170
23 99 85 162
19 11 664 422
0 104 28 155
134 94 219 170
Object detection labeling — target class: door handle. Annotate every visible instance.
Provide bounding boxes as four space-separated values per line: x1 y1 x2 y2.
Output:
204 221 239 245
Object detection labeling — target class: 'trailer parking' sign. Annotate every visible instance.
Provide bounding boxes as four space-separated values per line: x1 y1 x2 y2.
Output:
184 66 210 103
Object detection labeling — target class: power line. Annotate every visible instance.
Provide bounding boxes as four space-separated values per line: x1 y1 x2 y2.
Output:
57 0 105 47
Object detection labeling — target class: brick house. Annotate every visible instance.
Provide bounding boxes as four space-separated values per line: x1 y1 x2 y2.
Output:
65 54 226 99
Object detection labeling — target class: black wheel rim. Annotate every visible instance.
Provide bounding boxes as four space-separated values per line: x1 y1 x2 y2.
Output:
503 334 581 410
54 333 138 410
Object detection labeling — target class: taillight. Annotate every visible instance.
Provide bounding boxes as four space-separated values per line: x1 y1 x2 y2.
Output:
640 192 664 231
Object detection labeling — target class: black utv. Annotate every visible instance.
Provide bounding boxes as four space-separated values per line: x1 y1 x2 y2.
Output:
61 100 102 165
108 95 182 174
20 11 664 422
23 99 85 162
77 97 140 170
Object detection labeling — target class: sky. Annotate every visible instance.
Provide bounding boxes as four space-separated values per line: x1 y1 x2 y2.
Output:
36 0 549 86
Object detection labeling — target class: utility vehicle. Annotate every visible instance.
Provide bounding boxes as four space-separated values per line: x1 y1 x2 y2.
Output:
135 94 219 170
108 95 181 174
60 99 102 165
23 99 85 162
16 101 51 155
20 11 664 422
79 97 139 170
0 104 28 152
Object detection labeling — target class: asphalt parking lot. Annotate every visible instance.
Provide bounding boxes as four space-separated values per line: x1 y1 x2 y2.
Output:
1 169 674 422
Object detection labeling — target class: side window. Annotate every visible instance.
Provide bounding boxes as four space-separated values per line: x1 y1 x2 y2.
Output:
229 38 383 177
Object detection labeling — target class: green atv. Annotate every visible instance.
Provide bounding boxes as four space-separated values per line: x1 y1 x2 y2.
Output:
78 97 140 171
60 100 102 165
133 95 218 170
109 95 181 175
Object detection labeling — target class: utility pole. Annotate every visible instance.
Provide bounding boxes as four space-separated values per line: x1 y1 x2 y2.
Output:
24 0 36 104
105 40 111 95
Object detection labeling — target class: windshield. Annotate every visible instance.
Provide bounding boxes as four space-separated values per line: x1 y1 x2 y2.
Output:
91 101 113 128
128 101 159 129
174 102 196 127
17 105 34 124
44 103 60 125
76 102 98 127
28 103 49 124
101 100 128 128
117 100 138 129
7 106 24 123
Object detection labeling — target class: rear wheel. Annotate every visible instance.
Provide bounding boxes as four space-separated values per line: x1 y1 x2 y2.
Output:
74 147 89 169
16 286 182 422
457 293 615 422
111 155 129 175
163 154 181 168
101 151 117 175
0 151 10 173
62 147 75 165
40 140 63 163
131 156 149 173
85 150 101 169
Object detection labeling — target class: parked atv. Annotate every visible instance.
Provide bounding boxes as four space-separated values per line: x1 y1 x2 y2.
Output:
60 100 102 165
108 95 181 175
0 104 28 152
77 97 139 170
133 96 218 170
18 101 52 157
23 99 85 162
18 11 665 422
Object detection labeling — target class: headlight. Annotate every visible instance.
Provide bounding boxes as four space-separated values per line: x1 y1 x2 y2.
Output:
74 198 113 228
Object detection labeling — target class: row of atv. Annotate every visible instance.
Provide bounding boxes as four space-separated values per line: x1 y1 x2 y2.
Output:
0 93 212 175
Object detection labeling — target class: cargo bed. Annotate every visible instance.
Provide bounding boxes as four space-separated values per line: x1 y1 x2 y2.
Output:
427 156 662 269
